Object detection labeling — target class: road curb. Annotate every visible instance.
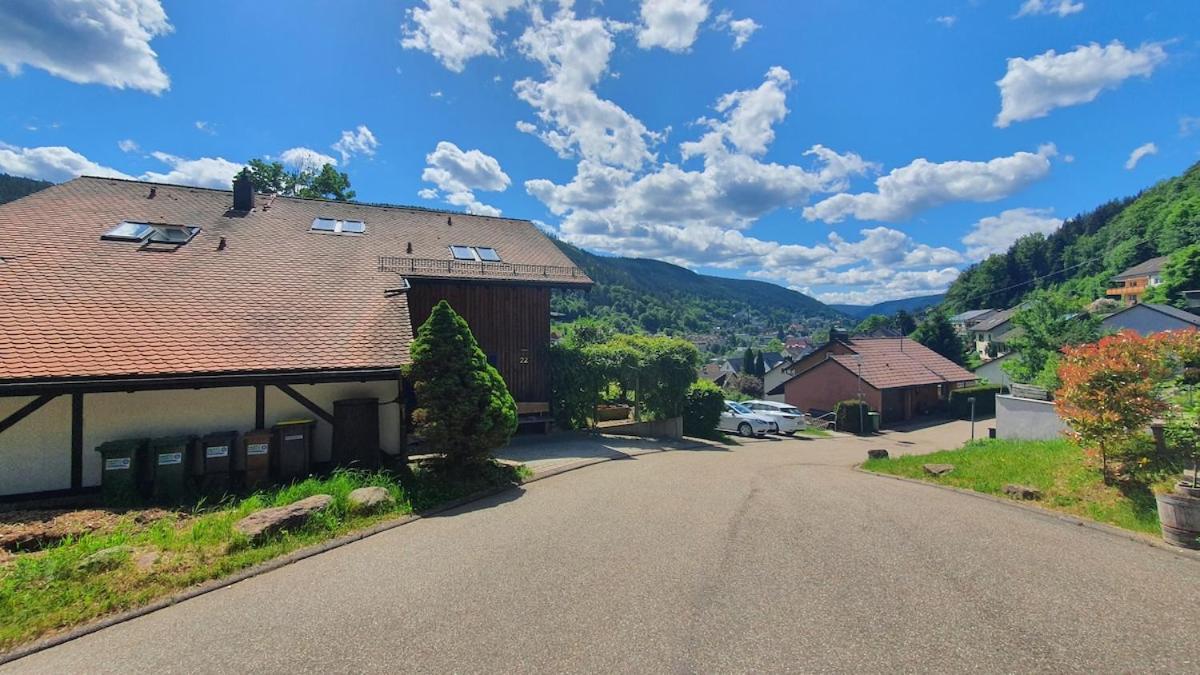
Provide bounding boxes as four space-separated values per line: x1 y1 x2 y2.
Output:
1 439 711 665
856 465 1200 563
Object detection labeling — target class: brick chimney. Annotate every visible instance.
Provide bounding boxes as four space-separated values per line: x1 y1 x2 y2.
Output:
232 171 255 212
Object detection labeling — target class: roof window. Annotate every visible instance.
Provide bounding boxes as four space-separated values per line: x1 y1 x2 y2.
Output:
450 245 502 262
311 217 366 235
102 221 154 242
101 221 199 245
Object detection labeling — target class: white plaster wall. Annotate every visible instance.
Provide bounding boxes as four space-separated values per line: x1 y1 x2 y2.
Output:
0 380 404 496
763 366 789 403
0 395 72 495
995 394 1067 441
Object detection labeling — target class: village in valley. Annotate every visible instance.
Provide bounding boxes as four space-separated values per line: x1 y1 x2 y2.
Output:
1 0 1199 671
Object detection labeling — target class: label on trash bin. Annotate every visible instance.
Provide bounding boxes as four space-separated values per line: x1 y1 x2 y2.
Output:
104 457 131 471
284 434 303 441
205 445 229 458
246 443 269 456
158 452 183 466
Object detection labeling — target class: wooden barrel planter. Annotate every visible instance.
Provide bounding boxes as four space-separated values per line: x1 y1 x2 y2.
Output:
1156 488 1200 550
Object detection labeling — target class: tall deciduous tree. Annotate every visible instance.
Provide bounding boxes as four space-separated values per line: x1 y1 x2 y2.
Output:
1143 243 1200 308
1002 291 1099 389
239 159 356 201
894 310 917 335
409 300 516 465
911 312 965 364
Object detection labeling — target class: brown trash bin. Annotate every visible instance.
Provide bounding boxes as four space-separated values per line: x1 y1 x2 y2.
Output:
272 419 315 482
240 429 272 489
198 431 237 493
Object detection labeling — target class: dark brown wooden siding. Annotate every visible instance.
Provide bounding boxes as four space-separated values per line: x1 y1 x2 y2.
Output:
407 283 551 403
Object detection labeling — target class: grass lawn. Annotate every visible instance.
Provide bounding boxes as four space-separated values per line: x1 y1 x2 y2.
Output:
795 427 833 438
0 461 528 653
863 438 1179 535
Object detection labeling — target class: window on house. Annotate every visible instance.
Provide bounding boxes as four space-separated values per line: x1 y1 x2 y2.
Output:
102 221 154 242
450 245 476 260
476 246 501 262
450 245 502 262
311 218 366 234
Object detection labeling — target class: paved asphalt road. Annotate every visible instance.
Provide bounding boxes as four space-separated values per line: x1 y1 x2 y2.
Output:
8 423 1200 673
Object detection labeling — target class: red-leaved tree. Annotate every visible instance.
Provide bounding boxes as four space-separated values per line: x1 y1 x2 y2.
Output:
1056 330 1171 479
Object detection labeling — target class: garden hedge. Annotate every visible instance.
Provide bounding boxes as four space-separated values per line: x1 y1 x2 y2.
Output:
683 380 724 438
948 384 1003 419
834 399 871 434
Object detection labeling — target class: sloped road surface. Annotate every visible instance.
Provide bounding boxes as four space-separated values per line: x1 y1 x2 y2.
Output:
7 425 1199 673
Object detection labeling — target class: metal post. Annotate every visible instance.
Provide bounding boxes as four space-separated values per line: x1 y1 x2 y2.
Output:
969 397 976 442
855 355 864 435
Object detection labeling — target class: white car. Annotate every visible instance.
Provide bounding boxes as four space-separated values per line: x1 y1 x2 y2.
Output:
718 401 776 437
742 400 808 435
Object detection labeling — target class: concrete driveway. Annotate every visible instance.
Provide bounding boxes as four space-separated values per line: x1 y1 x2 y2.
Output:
7 421 1199 673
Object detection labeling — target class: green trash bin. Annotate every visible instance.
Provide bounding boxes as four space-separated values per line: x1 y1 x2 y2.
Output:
95 438 147 504
148 435 194 502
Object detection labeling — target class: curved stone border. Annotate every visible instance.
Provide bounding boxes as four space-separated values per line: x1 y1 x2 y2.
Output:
857 465 1200 563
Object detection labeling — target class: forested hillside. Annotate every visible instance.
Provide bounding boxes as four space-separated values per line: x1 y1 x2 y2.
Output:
551 240 843 335
0 174 52 205
944 161 1200 312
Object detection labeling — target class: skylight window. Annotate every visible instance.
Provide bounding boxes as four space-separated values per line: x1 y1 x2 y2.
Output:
102 221 153 242
450 245 502 262
311 218 366 235
148 225 199 244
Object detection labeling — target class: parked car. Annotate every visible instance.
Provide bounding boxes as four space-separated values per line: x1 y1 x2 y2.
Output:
718 401 776 437
742 400 808 435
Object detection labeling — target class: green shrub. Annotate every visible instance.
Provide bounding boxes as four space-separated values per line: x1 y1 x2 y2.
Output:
948 384 1003 419
409 300 517 464
834 399 871 434
683 380 724 437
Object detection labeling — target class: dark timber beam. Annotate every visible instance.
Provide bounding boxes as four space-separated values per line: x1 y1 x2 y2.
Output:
255 384 265 429
0 394 57 436
71 393 83 489
275 384 335 425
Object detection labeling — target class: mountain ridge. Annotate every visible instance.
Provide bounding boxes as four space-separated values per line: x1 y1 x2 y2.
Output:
829 293 946 319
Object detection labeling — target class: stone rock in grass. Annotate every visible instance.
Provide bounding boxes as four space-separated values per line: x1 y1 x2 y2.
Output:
347 486 394 514
867 449 889 460
1003 484 1042 500
234 495 333 543
923 463 955 477
133 549 160 571
77 545 134 572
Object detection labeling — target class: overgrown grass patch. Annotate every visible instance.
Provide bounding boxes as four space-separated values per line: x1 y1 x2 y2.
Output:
863 438 1179 535
0 461 525 653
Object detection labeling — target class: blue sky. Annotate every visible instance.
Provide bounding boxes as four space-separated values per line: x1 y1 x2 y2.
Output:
1 0 1198 304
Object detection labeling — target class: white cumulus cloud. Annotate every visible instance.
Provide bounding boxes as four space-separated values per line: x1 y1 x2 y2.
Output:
637 0 710 52
804 145 1057 223
515 5 659 170
995 41 1166 127
713 10 759 49
401 0 523 72
420 141 510 216
0 142 133 182
117 139 140 153
1016 0 1084 18
331 125 379 164
141 152 244 189
961 207 1062 259
278 147 338 173
0 0 172 94
1124 142 1158 170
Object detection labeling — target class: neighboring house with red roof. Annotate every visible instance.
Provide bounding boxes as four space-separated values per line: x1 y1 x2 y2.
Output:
0 175 590 498
767 332 976 425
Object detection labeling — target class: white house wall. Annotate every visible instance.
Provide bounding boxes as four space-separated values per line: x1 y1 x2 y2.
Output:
995 394 1066 441
0 380 403 497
